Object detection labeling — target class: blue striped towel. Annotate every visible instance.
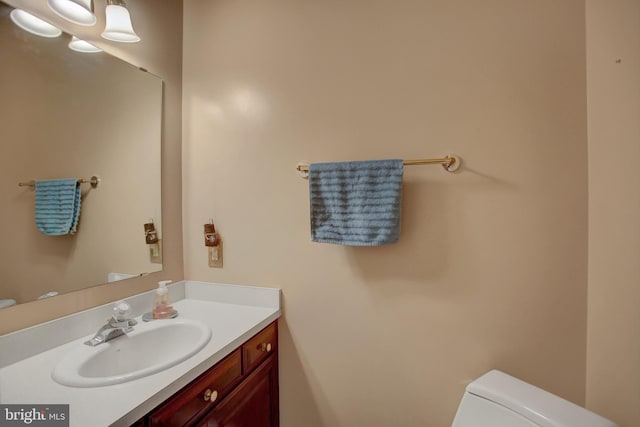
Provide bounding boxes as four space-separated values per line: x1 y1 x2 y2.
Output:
309 159 403 246
35 179 82 235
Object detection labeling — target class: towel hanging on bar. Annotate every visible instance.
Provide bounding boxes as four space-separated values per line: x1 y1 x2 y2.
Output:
34 178 82 235
309 159 403 246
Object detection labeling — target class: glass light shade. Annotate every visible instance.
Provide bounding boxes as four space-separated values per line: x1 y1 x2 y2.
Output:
68 36 102 53
10 9 62 38
48 0 96 26
101 4 140 43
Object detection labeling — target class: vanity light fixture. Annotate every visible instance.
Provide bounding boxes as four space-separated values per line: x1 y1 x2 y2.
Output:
10 9 62 38
68 36 102 53
48 0 96 26
101 0 140 43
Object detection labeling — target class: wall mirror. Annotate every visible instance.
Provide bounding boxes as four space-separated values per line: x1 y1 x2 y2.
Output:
0 2 163 307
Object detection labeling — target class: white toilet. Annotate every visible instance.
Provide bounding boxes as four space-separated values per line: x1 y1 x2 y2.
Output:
452 370 616 427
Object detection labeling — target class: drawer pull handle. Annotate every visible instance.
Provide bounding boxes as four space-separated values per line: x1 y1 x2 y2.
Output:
260 343 272 352
203 389 219 403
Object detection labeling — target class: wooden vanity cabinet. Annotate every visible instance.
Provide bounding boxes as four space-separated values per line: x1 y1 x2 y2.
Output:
144 321 278 427
197 355 278 427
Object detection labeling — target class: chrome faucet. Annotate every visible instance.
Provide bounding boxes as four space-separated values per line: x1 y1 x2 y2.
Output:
85 300 138 346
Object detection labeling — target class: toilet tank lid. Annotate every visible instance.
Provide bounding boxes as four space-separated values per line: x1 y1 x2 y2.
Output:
466 370 616 427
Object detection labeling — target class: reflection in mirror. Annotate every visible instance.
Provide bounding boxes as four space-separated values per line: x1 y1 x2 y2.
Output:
0 2 162 307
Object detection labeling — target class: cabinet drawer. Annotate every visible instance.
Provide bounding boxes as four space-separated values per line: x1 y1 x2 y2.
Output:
242 322 277 374
148 349 242 426
196 355 278 427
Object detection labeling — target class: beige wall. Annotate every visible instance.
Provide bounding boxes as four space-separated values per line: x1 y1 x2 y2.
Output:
183 1 588 425
586 1 640 426
0 0 183 334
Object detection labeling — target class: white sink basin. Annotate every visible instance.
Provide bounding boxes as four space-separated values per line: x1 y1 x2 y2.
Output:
52 318 211 387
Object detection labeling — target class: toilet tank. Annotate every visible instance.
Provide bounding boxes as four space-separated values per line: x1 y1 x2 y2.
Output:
451 370 617 427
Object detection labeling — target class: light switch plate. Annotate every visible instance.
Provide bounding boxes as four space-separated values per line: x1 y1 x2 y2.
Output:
150 239 162 264
208 241 223 268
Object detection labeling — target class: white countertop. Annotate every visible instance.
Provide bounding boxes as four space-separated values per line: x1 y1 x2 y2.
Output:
0 282 281 427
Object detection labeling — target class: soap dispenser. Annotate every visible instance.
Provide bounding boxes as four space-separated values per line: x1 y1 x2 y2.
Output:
152 280 174 319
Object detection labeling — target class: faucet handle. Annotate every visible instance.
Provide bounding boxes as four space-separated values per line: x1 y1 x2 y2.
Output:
112 300 132 322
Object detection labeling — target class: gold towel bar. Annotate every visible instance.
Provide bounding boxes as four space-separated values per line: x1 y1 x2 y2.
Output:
296 155 461 177
18 176 100 188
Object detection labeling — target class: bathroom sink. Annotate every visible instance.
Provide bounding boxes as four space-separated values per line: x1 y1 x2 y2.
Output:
52 318 211 387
